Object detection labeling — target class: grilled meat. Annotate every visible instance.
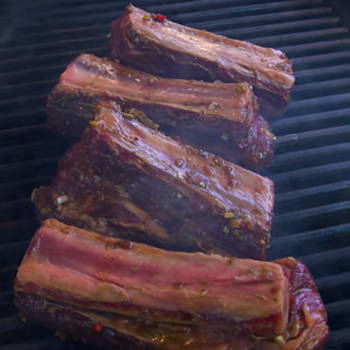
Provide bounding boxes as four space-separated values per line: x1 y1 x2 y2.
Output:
110 5 295 117
14 219 328 350
34 101 274 260
46 53 275 171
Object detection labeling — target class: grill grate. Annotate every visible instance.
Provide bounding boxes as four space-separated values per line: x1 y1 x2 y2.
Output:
1 0 350 349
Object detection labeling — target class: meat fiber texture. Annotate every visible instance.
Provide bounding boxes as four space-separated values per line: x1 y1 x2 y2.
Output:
110 5 295 118
33 101 274 260
162 113 275 172
46 53 275 171
14 219 328 350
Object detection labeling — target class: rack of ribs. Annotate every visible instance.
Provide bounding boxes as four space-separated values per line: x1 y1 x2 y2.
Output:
46 54 275 171
14 219 328 350
34 101 274 260
110 5 295 118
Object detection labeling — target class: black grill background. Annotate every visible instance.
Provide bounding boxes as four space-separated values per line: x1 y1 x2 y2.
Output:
1 0 350 349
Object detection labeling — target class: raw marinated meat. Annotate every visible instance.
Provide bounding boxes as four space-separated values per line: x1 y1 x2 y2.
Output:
163 113 275 171
14 219 328 350
46 53 274 171
110 5 295 117
34 101 274 260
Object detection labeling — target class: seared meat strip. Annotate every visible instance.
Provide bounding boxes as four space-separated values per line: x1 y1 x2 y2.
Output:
34 101 274 260
110 5 295 117
14 219 328 350
46 53 275 171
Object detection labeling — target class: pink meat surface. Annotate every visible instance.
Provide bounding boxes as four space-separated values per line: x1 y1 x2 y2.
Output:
14 220 328 350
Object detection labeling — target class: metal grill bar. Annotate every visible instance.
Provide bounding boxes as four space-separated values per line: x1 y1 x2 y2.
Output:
0 7 333 50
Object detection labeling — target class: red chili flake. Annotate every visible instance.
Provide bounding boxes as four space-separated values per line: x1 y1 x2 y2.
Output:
155 14 166 22
247 121 252 128
96 101 104 106
93 322 102 332
271 285 280 293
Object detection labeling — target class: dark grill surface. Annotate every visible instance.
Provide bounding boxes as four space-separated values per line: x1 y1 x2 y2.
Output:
1 0 350 349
